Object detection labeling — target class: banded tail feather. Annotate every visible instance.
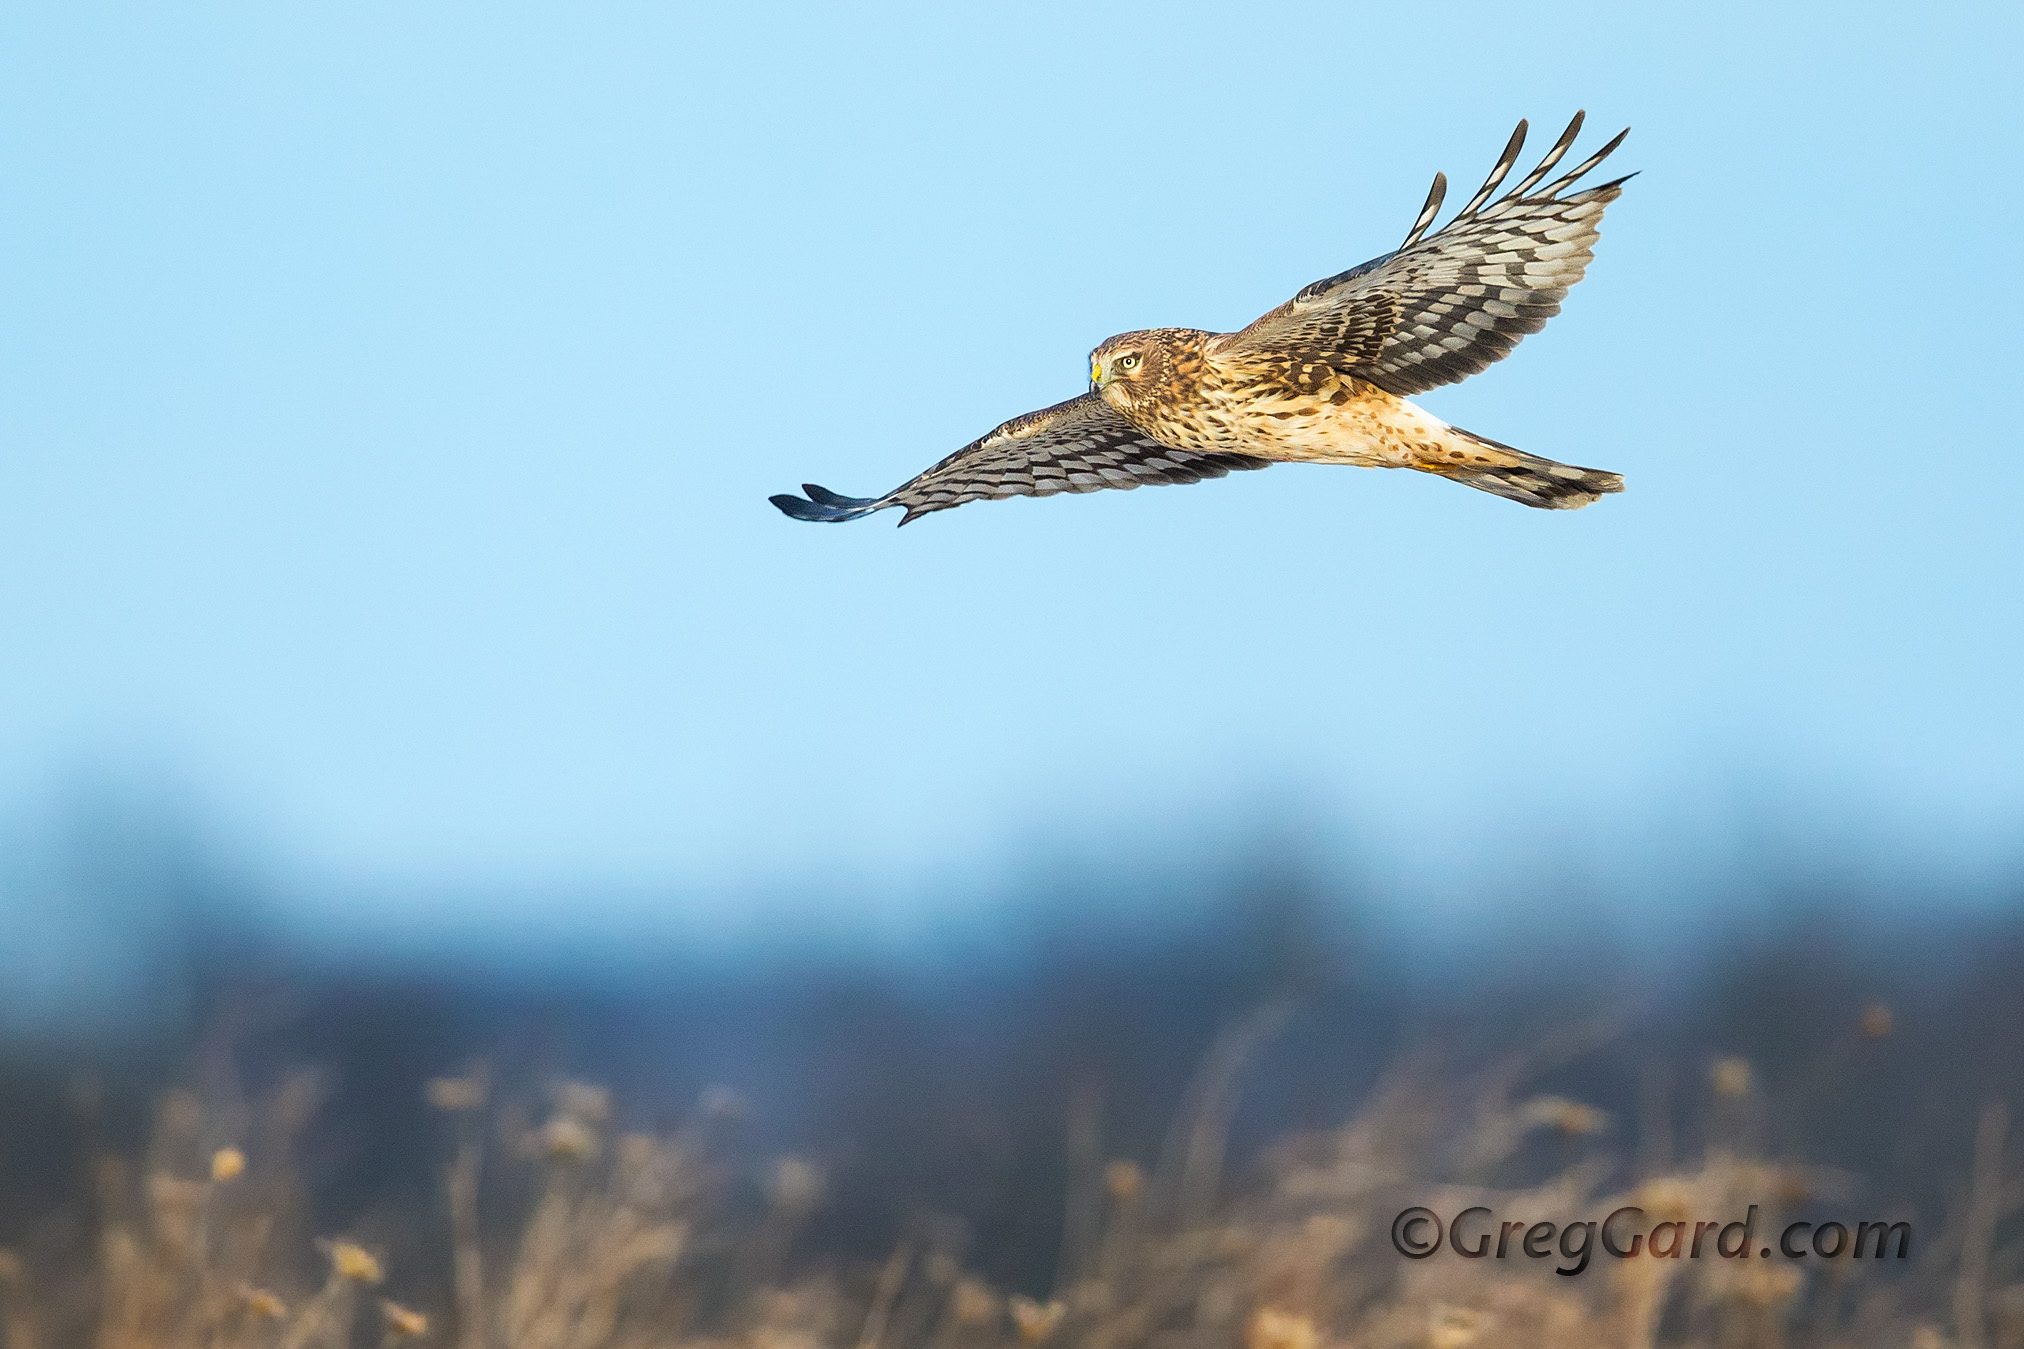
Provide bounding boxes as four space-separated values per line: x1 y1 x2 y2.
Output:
1419 427 1624 510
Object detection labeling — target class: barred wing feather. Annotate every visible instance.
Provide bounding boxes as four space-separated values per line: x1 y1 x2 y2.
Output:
770 392 1269 526
1221 112 1632 397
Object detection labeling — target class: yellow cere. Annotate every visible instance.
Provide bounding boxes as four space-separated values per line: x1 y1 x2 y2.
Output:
1091 356 1103 387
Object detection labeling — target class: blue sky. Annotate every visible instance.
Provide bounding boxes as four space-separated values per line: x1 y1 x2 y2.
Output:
2 1 2019 915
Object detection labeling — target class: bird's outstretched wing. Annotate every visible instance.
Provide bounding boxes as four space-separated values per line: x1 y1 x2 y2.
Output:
1218 112 1632 397
771 392 1270 525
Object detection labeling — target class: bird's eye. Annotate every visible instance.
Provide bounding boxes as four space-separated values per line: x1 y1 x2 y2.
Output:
1117 354 1140 370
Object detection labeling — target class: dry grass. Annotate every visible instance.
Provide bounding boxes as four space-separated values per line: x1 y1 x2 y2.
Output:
0 1008 2010 1349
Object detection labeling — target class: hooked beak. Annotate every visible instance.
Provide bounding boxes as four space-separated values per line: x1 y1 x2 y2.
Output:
1090 356 1107 390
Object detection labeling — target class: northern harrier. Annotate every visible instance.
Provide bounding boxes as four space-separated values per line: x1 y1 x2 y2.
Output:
772 113 1632 526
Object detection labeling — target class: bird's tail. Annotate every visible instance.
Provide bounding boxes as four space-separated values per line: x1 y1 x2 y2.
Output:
1414 426 1624 510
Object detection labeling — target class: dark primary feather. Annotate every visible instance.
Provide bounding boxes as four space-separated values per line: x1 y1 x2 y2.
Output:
1221 112 1632 397
770 392 1270 526
1399 170 1447 250
1449 117 1533 224
769 484 882 521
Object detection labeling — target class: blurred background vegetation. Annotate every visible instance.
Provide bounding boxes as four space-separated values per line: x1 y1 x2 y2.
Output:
0 798 2018 1348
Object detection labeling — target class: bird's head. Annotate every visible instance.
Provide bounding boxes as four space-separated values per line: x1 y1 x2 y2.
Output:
1089 330 1176 412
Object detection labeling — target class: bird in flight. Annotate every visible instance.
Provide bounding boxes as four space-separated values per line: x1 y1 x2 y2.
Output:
772 113 1632 527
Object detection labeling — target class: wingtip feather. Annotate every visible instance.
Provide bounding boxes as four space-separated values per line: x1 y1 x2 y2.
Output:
1452 119 1530 223
1497 110 1587 202
1400 170 1449 248
771 485 883 522
1543 125 1631 198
